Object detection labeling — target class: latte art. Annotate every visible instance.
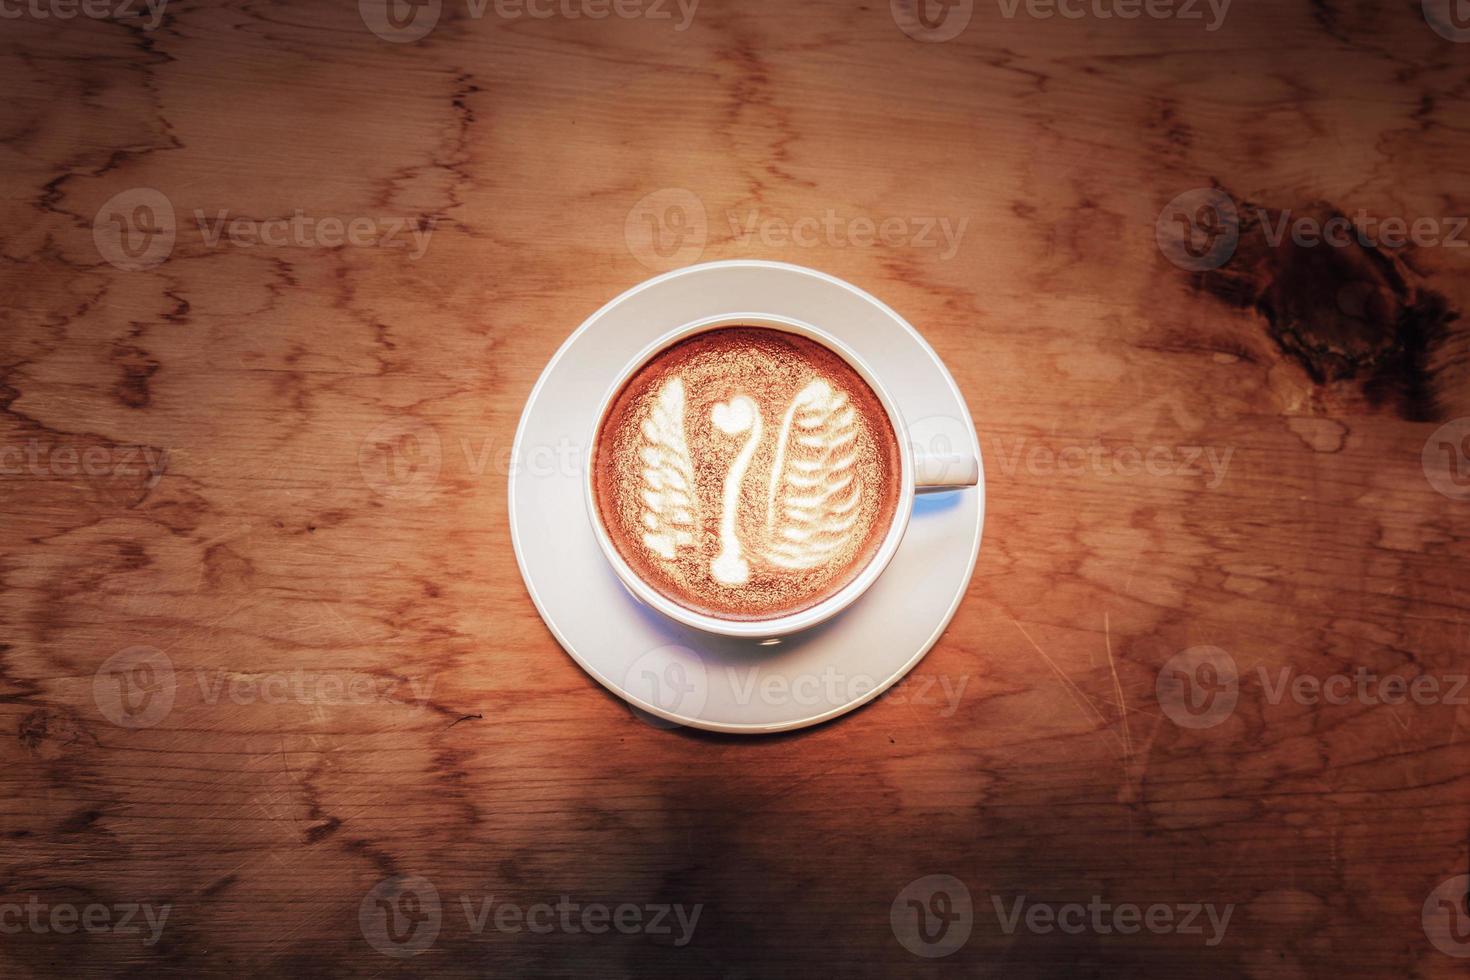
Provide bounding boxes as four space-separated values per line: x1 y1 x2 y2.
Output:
593 327 900 621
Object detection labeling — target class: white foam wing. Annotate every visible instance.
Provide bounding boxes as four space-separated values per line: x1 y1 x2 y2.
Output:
763 379 861 571
637 376 698 561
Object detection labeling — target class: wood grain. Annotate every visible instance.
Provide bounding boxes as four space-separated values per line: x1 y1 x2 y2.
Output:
2 0 1469 975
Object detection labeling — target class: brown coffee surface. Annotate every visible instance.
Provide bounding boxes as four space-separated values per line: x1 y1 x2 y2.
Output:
593 327 901 621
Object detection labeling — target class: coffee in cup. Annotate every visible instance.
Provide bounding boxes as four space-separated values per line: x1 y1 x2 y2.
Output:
591 326 901 621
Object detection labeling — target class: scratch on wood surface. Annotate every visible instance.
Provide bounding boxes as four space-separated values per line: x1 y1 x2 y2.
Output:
1105 611 1132 767
319 599 366 642
1011 618 1122 755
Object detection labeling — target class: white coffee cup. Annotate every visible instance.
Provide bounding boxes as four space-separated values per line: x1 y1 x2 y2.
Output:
585 312 978 639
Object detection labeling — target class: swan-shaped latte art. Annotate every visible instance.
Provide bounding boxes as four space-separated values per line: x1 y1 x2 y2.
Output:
634 374 862 587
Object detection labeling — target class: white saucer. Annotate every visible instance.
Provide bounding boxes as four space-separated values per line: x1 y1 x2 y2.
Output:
508 261 985 734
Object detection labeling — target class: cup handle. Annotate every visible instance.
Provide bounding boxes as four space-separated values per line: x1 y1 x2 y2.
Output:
913 448 979 493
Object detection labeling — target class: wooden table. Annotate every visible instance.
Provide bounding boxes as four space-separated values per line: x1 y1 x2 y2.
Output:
3 0 1468 975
